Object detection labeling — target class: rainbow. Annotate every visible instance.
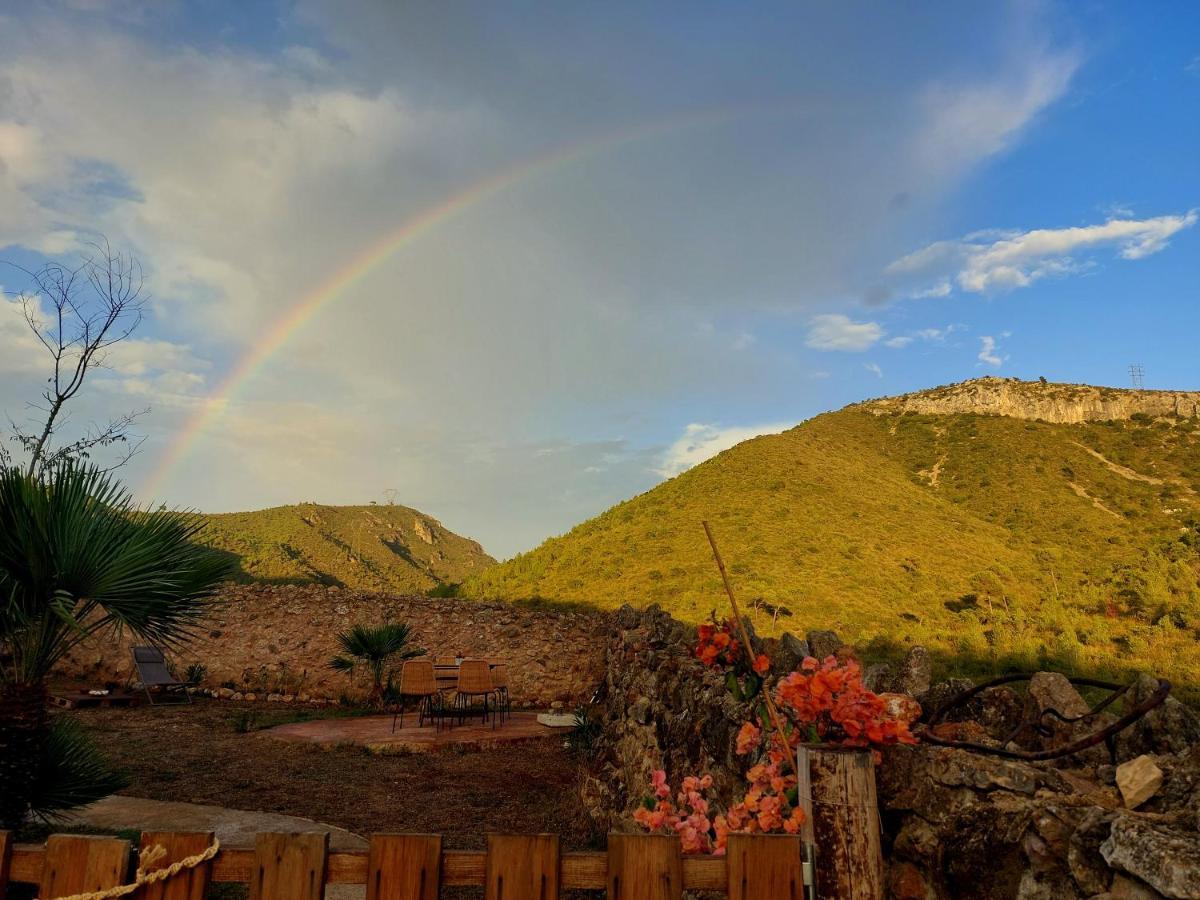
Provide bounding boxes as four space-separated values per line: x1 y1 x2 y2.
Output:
143 104 798 498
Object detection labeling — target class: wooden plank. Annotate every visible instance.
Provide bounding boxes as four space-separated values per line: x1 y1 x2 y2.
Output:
367 834 441 900
562 851 606 890
607 833 681 899
135 831 214 900
0 832 11 900
725 834 802 900
485 834 560 900
249 832 327 900
40 834 131 898
802 746 884 900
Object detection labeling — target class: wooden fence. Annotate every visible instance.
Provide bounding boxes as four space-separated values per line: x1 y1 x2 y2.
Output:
1 830 815 899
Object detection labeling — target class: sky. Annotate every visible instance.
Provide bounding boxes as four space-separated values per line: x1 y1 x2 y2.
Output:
1 1 1197 559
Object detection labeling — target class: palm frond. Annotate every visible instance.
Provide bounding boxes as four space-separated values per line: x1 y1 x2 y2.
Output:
27 715 127 820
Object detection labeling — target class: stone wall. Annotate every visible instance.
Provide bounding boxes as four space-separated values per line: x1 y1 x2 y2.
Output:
55 584 610 707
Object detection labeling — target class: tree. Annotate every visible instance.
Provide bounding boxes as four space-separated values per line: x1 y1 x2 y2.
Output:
0 463 234 829
4 240 149 477
329 622 425 706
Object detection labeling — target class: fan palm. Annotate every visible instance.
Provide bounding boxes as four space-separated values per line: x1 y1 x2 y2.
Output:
329 622 425 706
0 463 233 828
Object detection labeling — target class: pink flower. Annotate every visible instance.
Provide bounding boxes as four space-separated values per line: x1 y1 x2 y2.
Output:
736 721 762 755
651 769 670 800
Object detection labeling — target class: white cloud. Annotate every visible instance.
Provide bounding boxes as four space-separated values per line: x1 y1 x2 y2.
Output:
884 323 964 349
656 421 792 478
888 212 1198 296
805 314 884 351
977 335 1006 367
864 362 883 378
910 50 1078 176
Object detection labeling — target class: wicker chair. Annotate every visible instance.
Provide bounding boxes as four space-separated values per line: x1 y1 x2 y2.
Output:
453 658 494 727
490 662 511 724
393 659 442 732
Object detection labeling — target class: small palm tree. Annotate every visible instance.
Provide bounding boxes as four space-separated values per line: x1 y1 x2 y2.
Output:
0 463 233 828
329 622 424 706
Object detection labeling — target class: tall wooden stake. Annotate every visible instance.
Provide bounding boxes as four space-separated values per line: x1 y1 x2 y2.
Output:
703 520 797 780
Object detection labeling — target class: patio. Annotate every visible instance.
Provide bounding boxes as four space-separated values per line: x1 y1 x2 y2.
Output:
262 709 571 754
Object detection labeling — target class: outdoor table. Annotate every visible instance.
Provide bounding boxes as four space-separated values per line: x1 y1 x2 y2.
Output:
433 660 502 690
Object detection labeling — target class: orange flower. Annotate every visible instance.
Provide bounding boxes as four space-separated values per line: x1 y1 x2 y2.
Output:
752 653 771 675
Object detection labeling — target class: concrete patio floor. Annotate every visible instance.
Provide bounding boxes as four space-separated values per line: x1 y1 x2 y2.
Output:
263 709 571 754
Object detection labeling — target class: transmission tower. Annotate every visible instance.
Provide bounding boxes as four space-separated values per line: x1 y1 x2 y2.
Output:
1129 364 1145 390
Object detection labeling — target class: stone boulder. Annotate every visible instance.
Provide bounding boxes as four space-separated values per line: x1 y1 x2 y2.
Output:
1101 814 1200 898
805 629 841 661
1116 756 1163 810
1116 674 1200 762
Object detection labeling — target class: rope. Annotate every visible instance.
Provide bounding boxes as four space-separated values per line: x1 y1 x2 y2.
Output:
42 837 221 900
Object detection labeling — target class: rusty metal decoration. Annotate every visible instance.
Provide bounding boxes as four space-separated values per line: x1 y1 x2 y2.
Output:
920 672 1171 761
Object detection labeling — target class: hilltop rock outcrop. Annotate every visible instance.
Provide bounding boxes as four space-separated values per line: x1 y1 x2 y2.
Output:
861 376 1200 424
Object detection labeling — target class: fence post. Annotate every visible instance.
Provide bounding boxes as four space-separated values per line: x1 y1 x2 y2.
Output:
250 832 327 900
0 831 10 900
607 833 682 899
797 745 884 899
726 833 803 900
39 834 131 898
134 831 215 900
485 834 560 900
367 834 442 900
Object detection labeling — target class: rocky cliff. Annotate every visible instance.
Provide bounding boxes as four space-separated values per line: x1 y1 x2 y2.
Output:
861 376 1200 424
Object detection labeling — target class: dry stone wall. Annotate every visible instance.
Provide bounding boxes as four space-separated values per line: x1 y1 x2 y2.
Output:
55 584 609 707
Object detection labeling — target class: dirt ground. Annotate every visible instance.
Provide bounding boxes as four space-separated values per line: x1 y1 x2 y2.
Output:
66 699 601 851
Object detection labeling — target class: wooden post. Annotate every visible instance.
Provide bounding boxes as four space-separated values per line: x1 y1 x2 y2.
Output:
725 833 803 900
367 834 442 900
39 834 131 898
135 831 215 900
797 745 884 900
485 834 560 900
607 833 682 899
250 832 327 900
0 831 11 900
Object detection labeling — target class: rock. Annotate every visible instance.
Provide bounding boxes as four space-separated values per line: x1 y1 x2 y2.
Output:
615 604 641 630
1109 873 1167 900
863 663 892 693
231 692 244 701
928 720 993 744
1116 755 1163 809
215 687 235 700
918 678 976 722
1017 867 1083 899
775 632 810 673
892 816 940 864
888 861 930 900
244 693 257 701
1100 814 1200 898
805 629 841 661
880 692 922 726
895 646 932 697
1068 807 1115 895
1116 674 1200 761
1028 672 1090 719
267 693 283 702
976 686 1024 739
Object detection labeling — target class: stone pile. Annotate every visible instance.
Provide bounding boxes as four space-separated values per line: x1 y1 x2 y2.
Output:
582 603 1200 900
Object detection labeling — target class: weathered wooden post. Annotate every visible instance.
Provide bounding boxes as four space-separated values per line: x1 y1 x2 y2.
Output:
797 745 884 900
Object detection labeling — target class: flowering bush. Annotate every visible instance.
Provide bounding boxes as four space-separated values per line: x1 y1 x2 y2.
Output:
636 618 917 854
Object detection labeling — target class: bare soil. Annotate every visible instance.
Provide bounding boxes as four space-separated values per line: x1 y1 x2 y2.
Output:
67 699 600 851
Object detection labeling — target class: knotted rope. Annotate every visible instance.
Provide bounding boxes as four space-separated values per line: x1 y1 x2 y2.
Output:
44 837 221 900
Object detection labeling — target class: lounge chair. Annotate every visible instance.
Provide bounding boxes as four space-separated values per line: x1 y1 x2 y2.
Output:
131 646 192 705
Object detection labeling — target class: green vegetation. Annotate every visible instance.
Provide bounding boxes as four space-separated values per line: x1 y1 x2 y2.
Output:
199 503 495 593
463 402 1200 697
0 463 232 828
329 621 425 706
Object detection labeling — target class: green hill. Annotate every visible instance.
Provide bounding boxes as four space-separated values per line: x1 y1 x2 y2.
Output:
463 378 1200 692
200 503 495 593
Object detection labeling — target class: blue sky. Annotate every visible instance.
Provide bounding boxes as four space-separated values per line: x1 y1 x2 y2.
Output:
0 1 1197 557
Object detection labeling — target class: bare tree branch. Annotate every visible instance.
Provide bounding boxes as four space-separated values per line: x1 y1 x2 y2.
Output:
2 239 150 477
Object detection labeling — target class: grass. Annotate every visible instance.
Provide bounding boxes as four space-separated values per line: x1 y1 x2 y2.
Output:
462 392 1200 697
198 503 495 593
